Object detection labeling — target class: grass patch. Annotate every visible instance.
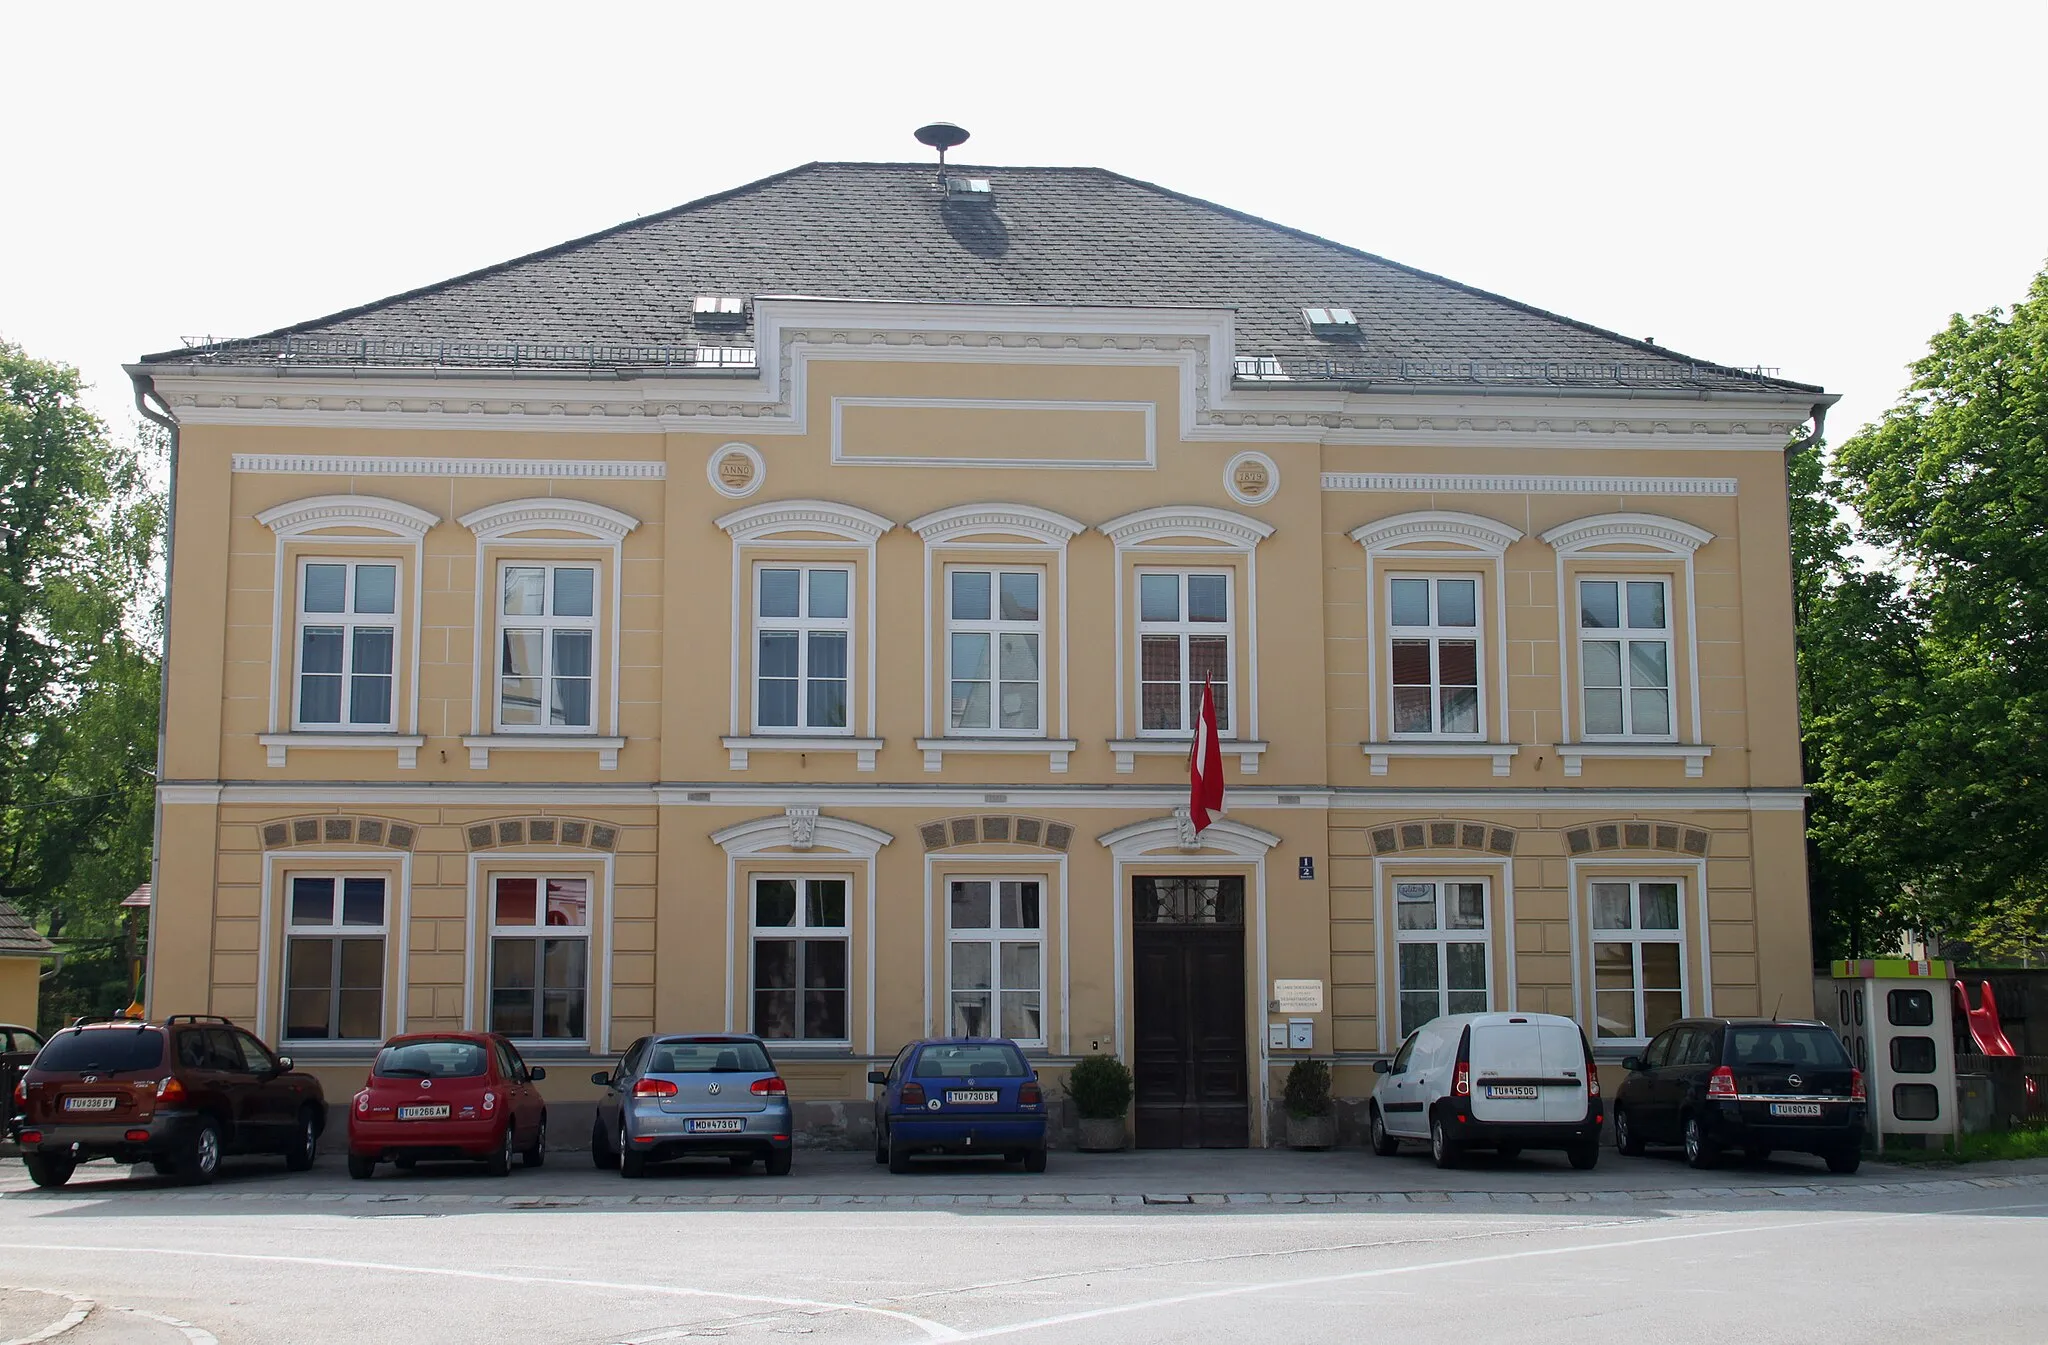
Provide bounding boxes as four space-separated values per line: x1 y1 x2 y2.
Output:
1883 1123 2048 1165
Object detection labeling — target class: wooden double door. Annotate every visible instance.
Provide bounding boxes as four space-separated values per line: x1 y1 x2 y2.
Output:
1131 876 1249 1148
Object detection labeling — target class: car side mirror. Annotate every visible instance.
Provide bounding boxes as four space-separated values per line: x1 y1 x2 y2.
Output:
590 1070 613 1087
866 1071 887 1086
526 1066 546 1082
275 1055 293 1073
1371 1059 1391 1074
1621 1056 1642 1072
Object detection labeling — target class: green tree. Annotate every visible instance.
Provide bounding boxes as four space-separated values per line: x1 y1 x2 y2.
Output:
0 341 164 1024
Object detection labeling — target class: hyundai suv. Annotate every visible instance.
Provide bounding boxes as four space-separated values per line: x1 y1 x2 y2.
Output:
10 1015 326 1187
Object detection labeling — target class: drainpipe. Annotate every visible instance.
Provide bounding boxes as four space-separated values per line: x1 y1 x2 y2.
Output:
1782 399 1833 957
129 369 178 1019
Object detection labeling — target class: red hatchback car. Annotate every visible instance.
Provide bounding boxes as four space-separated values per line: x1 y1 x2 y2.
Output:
347 1032 547 1178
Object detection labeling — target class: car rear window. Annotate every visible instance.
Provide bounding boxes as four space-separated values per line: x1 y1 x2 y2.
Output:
33 1027 165 1074
914 1044 1028 1079
375 1039 488 1078
1728 1026 1849 1068
647 1040 773 1074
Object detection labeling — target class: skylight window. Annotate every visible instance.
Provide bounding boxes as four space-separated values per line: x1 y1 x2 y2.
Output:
1303 307 1360 337
693 295 747 328
945 176 994 199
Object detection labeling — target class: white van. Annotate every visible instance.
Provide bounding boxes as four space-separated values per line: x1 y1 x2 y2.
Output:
1369 1012 1603 1169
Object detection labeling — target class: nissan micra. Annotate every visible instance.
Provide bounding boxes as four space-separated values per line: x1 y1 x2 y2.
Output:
591 1034 793 1176
869 1037 1047 1173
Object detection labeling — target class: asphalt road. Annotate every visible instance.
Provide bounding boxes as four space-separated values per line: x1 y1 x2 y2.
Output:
2 1154 2041 1343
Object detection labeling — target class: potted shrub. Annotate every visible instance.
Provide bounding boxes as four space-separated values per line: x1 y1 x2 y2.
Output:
1283 1058 1337 1150
1064 1054 1133 1152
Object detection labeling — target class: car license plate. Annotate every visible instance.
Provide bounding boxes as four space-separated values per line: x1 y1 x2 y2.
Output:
1485 1085 1539 1100
945 1090 999 1105
1770 1102 1823 1117
397 1104 450 1121
687 1118 743 1133
63 1095 118 1112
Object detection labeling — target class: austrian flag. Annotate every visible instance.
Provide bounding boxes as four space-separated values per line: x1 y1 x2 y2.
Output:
1187 680 1226 835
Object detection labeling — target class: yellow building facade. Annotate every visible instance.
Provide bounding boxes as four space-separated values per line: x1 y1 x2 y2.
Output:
132 161 1830 1146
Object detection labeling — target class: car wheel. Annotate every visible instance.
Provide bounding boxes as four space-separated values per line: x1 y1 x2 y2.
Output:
887 1137 913 1174
1614 1107 1645 1156
1567 1141 1600 1171
1369 1107 1400 1157
1022 1146 1048 1174
285 1106 320 1172
1683 1114 1718 1170
346 1152 376 1180
1825 1146 1862 1175
175 1117 222 1185
765 1148 793 1177
1430 1113 1461 1170
24 1153 76 1189
485 1122 513 1177
619 1122 645 1179
522 1116 547 1169
591 1118 618 1170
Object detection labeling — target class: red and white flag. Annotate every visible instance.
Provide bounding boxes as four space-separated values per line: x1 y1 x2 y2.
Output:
1188 679 1226 835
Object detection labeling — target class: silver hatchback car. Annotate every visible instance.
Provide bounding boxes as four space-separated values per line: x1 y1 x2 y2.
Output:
590 1034 793 1176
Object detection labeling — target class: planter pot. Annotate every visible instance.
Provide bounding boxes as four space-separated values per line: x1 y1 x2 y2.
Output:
1285 1112 1338 1150
1076 1117 1128 1152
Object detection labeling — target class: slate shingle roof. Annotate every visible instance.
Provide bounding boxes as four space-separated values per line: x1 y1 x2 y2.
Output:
144 162 1817 394
0 899 54 956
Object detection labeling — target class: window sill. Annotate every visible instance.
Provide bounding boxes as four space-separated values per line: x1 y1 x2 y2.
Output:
462 734 625 770
914 737 1080 773
1107 738 1268 774
259 733 426 770
1558 742 1711 778
722 736 883 771
1361 742 1519 778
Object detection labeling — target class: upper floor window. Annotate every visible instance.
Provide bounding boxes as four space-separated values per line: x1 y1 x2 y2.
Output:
295 561 397 730
1138 570 1231 735
1578 578 1672 738
1388 576 1481 738
947 568 1042 735
498 563 596 731
755 566 850 732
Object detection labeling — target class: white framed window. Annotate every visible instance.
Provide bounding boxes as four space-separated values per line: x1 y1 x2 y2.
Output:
1137 570 1232 735
294 560 398 730
497 563 597 732
750 877 850 1041
946 568 1042 735
1388 575 1481 738
1577 578 1672 739
946 878 1044 1043
754 566 851 733
1392 879 1489 1038
488 875 590 1040
283 875 387 1040
1589 878 1685 1042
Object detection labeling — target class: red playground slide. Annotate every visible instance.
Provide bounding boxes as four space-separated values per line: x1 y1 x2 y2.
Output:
1954 980 2018 1057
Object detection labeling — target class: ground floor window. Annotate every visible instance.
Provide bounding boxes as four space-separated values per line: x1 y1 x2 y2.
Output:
284 875 386 1040
751 876 849 1042
947 878 1044 1043
1590 878 1684 1041
1393 879 1488 1038
489 875 590 1039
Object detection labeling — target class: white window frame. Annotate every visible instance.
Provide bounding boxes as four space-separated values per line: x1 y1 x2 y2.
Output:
493 560 601 735
752 565 854 735
281 873 389 1043
1391 878 1492 1039
1135 568 1234 737
1588 877 1688 1045
486 873 593 1043
1575 575 1677 742
944 876 1047 1046
1386 573 1485 741
944 565 1045 737
292 559 400 732
748 875 853 1044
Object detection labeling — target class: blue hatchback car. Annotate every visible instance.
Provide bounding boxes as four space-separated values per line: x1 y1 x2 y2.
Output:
869 1037 1047 1173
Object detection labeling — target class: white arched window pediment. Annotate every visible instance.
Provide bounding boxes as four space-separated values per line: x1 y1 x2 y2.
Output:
710 808 894 857
1097 814 1282 860
1541 512 1713 555
1097 505 1273 551
908 503 1085 547
717 499 893 544
257 494 440 540
458 498 639 543
1349 510 1523 556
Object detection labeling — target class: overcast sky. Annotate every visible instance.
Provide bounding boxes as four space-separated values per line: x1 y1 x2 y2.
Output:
5 2 2044 452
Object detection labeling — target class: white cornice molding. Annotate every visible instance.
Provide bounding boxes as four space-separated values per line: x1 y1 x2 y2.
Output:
256 494 440 540
716 499 894 544
1541 512 1716 555
234 454 663 479
1097 505 1273 550
709 808 894 857
907 504 1086 546
1096 814 1282 860
1324 473 1737 496
1348 510 1524 556
459 498 639 543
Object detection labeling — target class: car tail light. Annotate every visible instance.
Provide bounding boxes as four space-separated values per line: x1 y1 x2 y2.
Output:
633 1078 679 1098
18 1129 41 1145
1586 1063 1601 1098
1707 1065 1738 1099
900 1082 926 1107
1451 1060 1470 1098
1850 1069 1866 1102
1019 1081 1043 1106
750 1076 787 1096
11 1080 24 1107
156 1076 187 1105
